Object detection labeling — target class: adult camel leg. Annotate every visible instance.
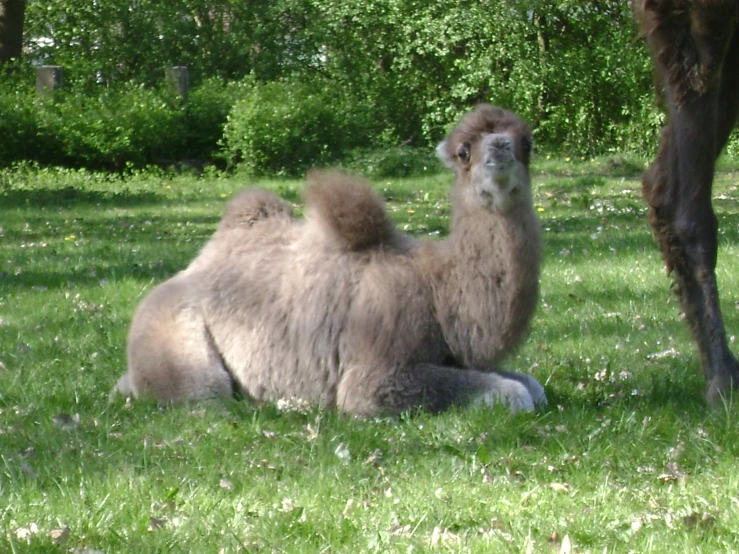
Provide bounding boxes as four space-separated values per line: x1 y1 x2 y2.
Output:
643 23 739 404
716 32 739 155
704 29 739 401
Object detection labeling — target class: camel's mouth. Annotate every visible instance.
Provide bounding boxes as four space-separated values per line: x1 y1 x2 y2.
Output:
482 132 516 173
484 159 514 171
483 155 516 186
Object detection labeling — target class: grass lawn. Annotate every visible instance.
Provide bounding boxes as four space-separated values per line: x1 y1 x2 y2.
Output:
2 156 739 553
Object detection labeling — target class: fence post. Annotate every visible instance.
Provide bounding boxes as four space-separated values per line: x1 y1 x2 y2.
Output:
165 66 189 102
36 66 64 94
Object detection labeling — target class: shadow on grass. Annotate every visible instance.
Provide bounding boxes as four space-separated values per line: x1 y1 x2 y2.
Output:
541 204 739 258
0 185 166 208
533 155 647 180
1 232 211 290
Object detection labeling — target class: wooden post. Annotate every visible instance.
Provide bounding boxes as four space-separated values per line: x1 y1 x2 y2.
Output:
36 65 64 94
165 66 188 101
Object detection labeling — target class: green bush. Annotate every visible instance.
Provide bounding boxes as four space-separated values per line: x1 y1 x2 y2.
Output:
0 89 46 167
725 129 739 158
343 146 442 179
33 85 187 170
222 80 374 176
0 84 225 171
182 79 252 164
0 77 250 170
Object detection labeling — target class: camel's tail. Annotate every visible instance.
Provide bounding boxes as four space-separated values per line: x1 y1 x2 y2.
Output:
305 170 396 251
218 188 294 231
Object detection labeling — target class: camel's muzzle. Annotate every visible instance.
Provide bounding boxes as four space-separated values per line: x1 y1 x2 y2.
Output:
483 133 515 171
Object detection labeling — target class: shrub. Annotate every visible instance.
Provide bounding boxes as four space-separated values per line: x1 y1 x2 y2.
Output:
33 85 187 170
222 80 375 176
725 129 739 159
343 147 442 179
0 77 252 170
0 89 46 167
183 79 252 165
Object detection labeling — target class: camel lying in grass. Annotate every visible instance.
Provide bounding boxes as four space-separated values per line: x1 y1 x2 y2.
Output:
112 104 547 415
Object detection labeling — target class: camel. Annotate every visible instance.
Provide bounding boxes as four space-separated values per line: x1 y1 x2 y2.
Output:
634 0 739 404
111 104 547 416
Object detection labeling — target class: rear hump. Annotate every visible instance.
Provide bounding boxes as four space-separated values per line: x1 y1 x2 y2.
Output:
305 170 396 251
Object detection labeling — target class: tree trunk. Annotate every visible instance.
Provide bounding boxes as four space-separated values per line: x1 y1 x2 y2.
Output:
534 11 550 127
0 0 26 67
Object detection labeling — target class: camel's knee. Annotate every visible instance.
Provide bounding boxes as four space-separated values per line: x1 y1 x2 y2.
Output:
644 167 719 273
674 205 717 243
125 312 233 403
673 204 719 271
127 351 233 404
336 367 383 417
109 372 134 401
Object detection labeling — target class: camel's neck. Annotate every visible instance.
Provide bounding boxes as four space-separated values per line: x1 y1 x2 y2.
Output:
427 199 541 368
446 202 541 302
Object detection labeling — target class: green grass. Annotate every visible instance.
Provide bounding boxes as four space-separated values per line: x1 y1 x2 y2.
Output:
3 156 739 552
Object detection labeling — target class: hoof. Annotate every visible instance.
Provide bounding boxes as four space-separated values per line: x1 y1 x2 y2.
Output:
475 371 548 414
515 373 548 409
474 379 533 412
706 373 739 408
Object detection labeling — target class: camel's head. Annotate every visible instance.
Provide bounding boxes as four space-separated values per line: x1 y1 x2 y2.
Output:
436 104 533 212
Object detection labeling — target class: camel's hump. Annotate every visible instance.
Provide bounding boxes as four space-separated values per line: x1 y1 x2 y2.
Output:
219 188 294 231
305 170 396 251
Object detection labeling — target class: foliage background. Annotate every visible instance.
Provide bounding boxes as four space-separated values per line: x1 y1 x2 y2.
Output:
5 0 736 172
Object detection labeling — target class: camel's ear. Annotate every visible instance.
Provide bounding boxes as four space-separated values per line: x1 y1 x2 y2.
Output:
436 140 456 171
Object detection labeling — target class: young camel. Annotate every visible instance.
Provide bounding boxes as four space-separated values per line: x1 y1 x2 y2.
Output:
112 104 547 416
634 1 739 404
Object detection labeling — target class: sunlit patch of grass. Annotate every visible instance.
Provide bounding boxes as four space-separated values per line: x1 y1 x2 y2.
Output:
2 159 739 552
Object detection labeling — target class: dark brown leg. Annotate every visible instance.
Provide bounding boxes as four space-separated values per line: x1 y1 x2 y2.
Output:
716 31 739 155
643 24 739 404
704 30 739 401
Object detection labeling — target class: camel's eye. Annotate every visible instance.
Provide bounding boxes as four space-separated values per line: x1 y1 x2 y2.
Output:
457 142 470 163
521 136 532 154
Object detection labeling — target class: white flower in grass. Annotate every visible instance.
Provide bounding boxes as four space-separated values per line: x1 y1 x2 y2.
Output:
334 442 350 462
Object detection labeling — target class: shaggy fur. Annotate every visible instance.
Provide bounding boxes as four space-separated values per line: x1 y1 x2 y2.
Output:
634 0 739 403
112 104 546 415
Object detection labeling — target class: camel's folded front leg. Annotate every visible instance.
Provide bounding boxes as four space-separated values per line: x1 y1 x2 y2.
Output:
336 362 546 416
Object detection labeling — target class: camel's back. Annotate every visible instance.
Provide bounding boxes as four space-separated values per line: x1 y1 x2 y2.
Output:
199 216 359 405
190 179 426 406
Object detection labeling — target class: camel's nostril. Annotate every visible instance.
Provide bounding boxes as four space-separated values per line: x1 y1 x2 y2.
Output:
484 134 515 168
494 139 512 151
486 134 513 152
